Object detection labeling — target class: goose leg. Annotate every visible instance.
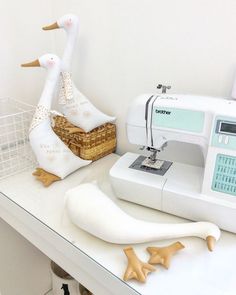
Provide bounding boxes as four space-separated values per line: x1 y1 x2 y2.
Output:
32 168 61 187
123 247 156 283
147 241 185 269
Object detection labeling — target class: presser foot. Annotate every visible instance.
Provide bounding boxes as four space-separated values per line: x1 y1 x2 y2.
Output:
141 157 164 170
129 155 172 176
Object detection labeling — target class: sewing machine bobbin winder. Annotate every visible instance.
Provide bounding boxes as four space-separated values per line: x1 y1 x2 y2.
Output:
110 85 236 233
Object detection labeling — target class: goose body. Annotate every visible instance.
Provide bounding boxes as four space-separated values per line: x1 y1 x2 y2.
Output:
29 119 90 179
66 183 221 250
43 14 115 132
22 54 91 179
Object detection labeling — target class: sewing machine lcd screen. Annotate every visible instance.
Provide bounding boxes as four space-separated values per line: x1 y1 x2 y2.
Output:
219 122 236 135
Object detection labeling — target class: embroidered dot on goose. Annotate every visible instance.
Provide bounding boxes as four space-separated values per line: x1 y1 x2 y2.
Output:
70 109 78 116
83 111 91 118
47 155 55 162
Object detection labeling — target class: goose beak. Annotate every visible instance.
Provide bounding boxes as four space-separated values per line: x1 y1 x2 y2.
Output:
42 22 59 30
21 59 40 67
206 236 216 252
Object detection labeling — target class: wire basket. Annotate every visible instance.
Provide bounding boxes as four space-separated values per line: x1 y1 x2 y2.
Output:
0 98 36 180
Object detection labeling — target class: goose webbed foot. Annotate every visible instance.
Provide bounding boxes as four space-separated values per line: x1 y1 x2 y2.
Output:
33 168 61 187
147 241 185 269
123 247 156 283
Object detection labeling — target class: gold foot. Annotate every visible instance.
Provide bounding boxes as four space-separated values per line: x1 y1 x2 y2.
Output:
33 168 61 187
147 241 185 269
206 236 216 252
123 247 156 283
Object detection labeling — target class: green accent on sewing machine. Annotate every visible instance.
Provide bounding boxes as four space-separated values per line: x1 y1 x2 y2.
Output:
212 154 236 196
152 107 205 133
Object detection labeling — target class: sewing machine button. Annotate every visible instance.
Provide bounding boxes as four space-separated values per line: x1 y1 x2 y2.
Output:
225 136 229 144
219 135 223 143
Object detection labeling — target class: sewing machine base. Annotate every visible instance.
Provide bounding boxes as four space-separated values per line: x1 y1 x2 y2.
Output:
110 152 236 233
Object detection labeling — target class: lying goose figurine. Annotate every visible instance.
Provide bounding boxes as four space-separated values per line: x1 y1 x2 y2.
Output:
43 14 115 132
66 183 221 251
21 54 91 186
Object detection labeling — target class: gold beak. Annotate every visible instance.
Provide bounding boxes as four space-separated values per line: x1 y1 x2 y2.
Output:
42 22 59 30
21 59 40 67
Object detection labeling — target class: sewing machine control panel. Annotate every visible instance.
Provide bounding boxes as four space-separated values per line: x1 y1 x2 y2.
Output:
212 154 236 196
212 116 236 149
211 116 236 196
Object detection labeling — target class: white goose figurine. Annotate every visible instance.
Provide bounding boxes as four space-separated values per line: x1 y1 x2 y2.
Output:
22 54 91 186
66 183 221 251
43 14 115 132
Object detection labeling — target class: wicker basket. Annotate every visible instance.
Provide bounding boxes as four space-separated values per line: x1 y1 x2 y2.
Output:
52 116 116 161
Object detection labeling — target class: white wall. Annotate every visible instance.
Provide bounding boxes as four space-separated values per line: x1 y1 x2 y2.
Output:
0 0 54 104
52 0 236 166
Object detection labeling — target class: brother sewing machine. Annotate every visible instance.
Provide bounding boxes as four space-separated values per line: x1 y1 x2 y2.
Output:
110 86 236 233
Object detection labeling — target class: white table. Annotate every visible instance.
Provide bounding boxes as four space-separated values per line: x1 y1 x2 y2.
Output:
0 154 235 295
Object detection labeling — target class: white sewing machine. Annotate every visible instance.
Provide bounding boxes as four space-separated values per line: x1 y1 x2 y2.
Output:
110 92 236 233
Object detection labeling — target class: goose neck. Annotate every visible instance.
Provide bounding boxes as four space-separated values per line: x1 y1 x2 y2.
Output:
38 66 60 109
62 28 78 72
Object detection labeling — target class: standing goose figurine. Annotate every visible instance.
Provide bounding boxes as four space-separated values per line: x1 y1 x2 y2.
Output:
43 14 115 132
21 54 91 186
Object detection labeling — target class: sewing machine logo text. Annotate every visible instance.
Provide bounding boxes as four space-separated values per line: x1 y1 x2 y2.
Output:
155 109 171 115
